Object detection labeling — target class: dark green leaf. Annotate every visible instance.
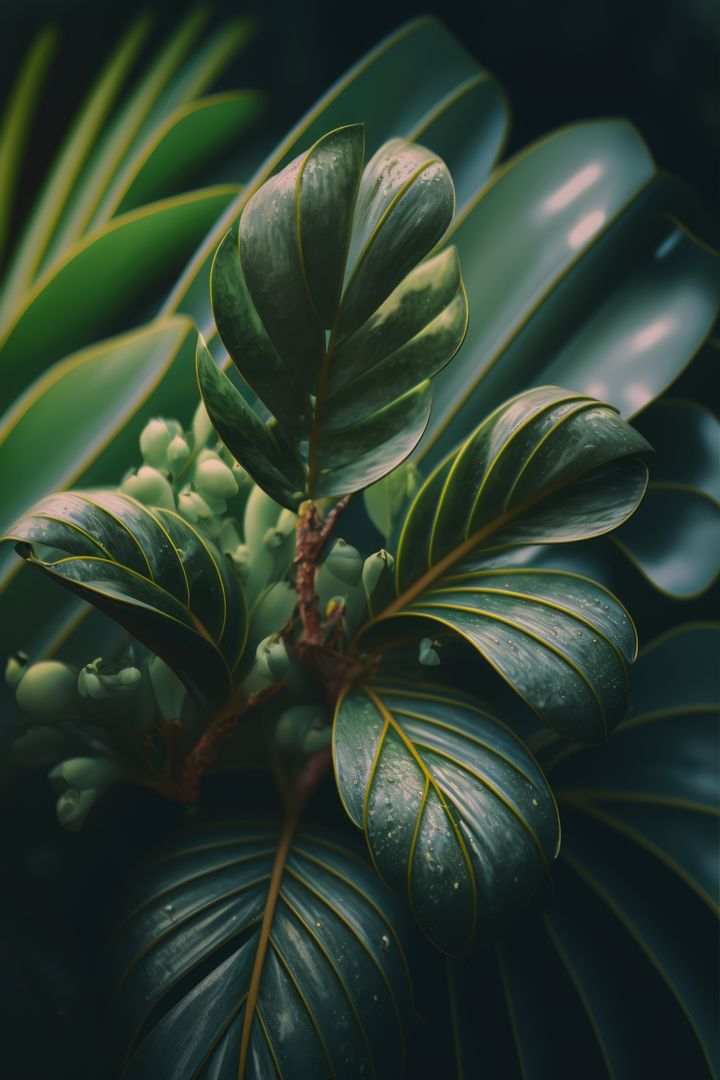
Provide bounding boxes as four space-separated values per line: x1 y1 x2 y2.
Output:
357 386 647 741
208 128 464 505
3 490 246 707
109 822 413 1078
334 680 559 956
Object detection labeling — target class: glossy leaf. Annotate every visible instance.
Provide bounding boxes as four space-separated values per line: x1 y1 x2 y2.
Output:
111 91 263 216
166 16 506 335
333 681 559 956
204 127 464 506
0 16 151 325
444 624 719 1078
109 822 413 1078
3 491 246 707
0 27 57 262
420 123 720 465
0 186 239 411
357 386 648 741
612 400 720 597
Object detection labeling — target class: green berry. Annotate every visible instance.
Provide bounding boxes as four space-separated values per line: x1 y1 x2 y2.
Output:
15 661 78 721
167 434 191 468
325 539 363 586
195 457 239 500
122 466 175 510
140 418 180 467
255 635 289 681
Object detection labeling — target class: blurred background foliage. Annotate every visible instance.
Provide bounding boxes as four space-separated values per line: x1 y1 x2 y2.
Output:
1 0 718 243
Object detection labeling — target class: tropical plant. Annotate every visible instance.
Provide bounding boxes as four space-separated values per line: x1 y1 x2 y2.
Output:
1 12 718 1080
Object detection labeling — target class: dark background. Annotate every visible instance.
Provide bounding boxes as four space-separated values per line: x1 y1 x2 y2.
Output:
1 0 718 223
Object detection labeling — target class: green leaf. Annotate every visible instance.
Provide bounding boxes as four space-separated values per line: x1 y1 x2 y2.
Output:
108 822 413 1078
111 91 263 215
357 386 648 741
420 123 720 464
206 127 464 505
611 400 720 598
333 680 559 956
442 624 719 1079
3 491 246 707
0 16 151 324
166 16 504 338
0 186 239 409
0 27 58 264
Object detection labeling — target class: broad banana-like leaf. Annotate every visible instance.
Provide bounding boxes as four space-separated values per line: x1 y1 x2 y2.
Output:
443 623 719 1078
3 492 246 707
613 399 720 597
333 680 559 955
420 121 720 464
356 386 647 742
0 186 239 409
200 126 467 507
109 823 413 1078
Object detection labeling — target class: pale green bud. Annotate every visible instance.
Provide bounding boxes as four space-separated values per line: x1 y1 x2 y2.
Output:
228 543 251 577
56 787 98 831
255 635 289 681
362 549 394 595
218 519 242 554
167 434 191 468
5 651 28 689
244 486 283 553
15 661 79 721
51 756 122 791
192 401 213 449
140 418 181 467
78 658 141 702
178 488 212 522
275 509 297 536
122 466 175 510
325 539 363 586
302 725 331 754
274 704 324 750
263 526 286 552
251 582 297 643
418 638 441 666
195 457 239 500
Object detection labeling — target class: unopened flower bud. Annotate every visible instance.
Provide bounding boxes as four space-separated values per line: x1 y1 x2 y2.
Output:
302 724 331 754
418 638 441 666
274 704 324 750
325 539 363 586
167 434 191 468
51 756 122 791
140 418 180 467
195 457 239 500
192 401 213 449
122 466 175 509
255 635 289 681
5 651 29 689
362 549 394 595
15 661 79 721
78 658 141 702
56 787 98 832
178 488 212 522
263 527 285 552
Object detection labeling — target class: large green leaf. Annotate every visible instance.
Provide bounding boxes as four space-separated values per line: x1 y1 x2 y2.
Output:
0 16 151 324
201 126 466 506
612 399 720 598
109 823 414 1078
441 624 719 1079
3 491 246 707
165 17 506 337
333 680 559 956
0 186 239 411
0 27 57 263
110 91 262 215
420 122 720 464
357 386 647 742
